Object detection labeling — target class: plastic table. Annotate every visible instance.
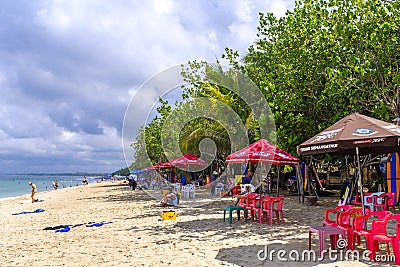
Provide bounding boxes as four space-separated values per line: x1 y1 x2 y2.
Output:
309 226 346 256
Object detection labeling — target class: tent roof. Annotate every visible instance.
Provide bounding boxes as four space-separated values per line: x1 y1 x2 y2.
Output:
297 112 400 156
170 153 208 167
225 139 300 165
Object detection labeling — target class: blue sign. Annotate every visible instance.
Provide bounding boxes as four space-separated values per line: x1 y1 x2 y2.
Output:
354 128 373 135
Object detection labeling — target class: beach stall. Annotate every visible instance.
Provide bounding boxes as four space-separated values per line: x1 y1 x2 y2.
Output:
386 153 400 204
225 139 301 197
297 112 400 214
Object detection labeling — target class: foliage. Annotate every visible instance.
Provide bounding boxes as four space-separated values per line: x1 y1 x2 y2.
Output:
130 0 400 167
237 0 400 157
112 167 130 176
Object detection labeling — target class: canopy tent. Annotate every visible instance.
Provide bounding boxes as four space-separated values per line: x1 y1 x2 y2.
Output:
169 153 209 172
226 139 300 165
152 161 175 170
142 165 155 172
225 139 301 197
297 112 400 156
159 161 175 169
297 112 400 214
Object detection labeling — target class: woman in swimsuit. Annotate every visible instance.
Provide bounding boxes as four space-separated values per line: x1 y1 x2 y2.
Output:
28 182 37 203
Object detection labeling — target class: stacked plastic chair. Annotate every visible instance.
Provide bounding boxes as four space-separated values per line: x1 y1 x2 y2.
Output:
352 210 392 249
261 196 274 225
336 207 366 249
272 196 285 223
322 205 354 227
369 214 400 264
364 192 384 212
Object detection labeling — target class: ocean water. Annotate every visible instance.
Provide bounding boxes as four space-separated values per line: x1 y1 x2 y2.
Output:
0 174 98 200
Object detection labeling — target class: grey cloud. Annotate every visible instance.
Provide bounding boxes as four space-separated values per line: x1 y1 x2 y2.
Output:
0 0 294 173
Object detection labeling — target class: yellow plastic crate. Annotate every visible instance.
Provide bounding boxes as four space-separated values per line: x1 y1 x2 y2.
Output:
161 210 176 220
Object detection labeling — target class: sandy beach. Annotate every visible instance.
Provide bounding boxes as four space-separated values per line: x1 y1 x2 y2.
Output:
0 182 390 267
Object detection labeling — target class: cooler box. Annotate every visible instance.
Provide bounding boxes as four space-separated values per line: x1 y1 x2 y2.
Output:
161 210 176 220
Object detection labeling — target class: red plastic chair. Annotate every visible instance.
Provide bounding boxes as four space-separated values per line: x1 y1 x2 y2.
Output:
373 193 389 211
364 192 384 212
272 196 285 223
336 207 366 250
237 193 252 208
352 210 392 249
352 193 362 205
261 196 274 225
373 192 396 212
250 195 267 223
231 185 241 196
369 214 400 264
237 194 252 220
322 205 354 227
385 193 396 213
244 193 259 221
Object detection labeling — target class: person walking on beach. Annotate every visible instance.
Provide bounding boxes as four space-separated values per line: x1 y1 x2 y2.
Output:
211 171 218 196
53 180 59 190
28 182 37 203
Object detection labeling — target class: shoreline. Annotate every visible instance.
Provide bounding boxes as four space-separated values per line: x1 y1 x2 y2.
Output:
0 182 377 266
0 179 99 201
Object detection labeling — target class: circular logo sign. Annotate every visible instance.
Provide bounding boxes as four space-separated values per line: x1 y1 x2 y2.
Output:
354 128 373 135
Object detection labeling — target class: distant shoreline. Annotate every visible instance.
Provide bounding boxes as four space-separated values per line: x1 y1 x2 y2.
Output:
0 174 98 200
0 173 110 176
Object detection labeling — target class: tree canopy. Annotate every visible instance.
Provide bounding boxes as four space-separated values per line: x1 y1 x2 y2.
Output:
128 0 400 170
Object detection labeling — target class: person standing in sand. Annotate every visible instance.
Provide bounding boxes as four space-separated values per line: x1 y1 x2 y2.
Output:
83 176 88 186
53 180 59 190
28 182 37 203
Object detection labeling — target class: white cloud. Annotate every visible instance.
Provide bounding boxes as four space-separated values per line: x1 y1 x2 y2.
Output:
0 0 294 173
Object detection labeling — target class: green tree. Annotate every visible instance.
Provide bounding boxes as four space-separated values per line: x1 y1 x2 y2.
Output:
231 0 400 155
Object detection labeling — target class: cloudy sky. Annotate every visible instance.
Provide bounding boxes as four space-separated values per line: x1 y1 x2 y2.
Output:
0 0 294 174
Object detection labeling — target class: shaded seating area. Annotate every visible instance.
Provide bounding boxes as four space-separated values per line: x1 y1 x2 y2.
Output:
311 204 400 263
222 139 298 225
223 194 286 225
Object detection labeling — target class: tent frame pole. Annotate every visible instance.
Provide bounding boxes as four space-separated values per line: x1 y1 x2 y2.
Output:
356 147 366 216
276 165 280 197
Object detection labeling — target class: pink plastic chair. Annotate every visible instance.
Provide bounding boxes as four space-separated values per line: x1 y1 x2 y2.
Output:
352 210 392 249
261 196 274 225
373 194 386 211
238 194 251 220
249 195 265 223
244 193 259 221
369 214 400 264
322 205 354 227
385 193 396 213
364 192 384 212
373 193 396 212
336 207 367 249
237 194 249 208
352 193 363 206
272 196 285 223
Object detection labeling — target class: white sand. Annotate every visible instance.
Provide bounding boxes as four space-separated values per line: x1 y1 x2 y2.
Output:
0 182 390 266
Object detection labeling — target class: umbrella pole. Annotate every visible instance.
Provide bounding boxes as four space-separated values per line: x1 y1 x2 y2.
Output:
260 162 263 197
356 147 366 215
276 165 280 197
296 164 302 203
